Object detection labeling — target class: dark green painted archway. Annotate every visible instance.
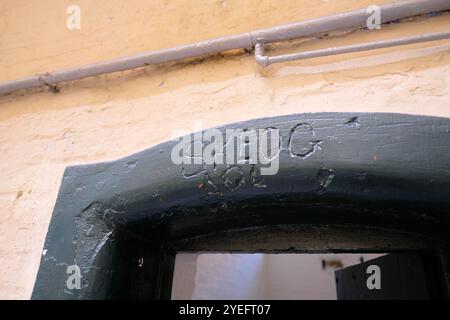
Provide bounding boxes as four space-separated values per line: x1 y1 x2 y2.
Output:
32 113 450 299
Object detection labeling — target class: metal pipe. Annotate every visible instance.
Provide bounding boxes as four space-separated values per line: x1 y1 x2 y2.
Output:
255 30 450 66
0 0 449 95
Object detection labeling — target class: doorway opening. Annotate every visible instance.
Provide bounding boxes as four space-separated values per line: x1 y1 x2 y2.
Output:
172 253 383 300
171 252 443 300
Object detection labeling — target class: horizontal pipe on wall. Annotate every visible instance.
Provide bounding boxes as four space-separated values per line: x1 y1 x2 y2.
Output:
255 30 450 66
0 0 449 95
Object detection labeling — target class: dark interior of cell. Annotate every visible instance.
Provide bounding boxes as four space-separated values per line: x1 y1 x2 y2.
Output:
87 199 449 300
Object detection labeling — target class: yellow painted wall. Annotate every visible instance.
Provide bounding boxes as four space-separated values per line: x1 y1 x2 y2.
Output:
0 0 449 299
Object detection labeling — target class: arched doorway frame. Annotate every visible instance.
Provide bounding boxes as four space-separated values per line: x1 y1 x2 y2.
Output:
32 113 450 299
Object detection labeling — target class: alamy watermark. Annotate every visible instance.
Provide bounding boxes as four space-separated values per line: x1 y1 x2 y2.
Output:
66 264 82 290
366 5 381 30
171 122 280 176
366 264 381 290
66 5 81 30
